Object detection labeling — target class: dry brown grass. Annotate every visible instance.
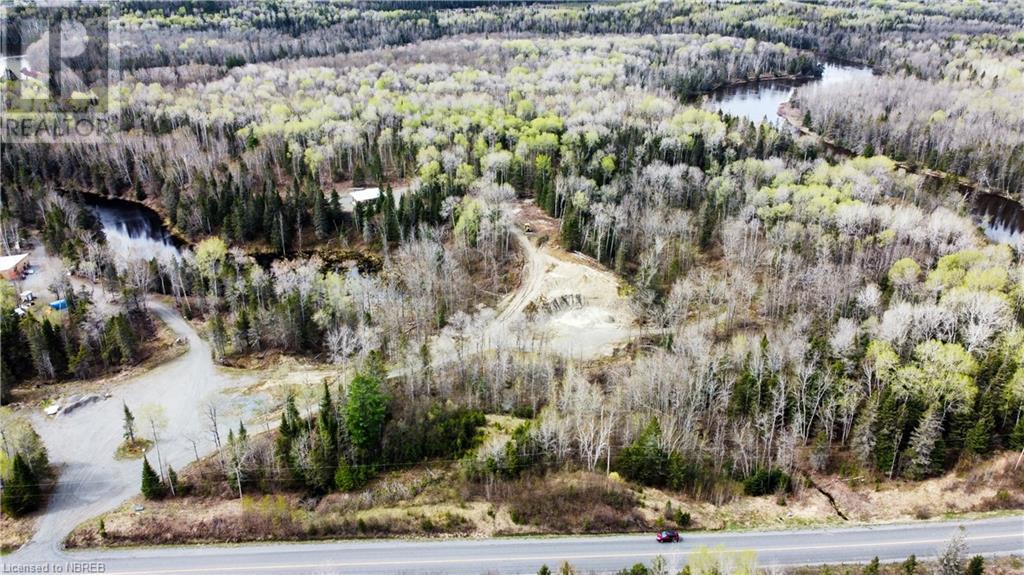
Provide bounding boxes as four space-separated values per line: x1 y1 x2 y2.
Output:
0 513 37 555
64 453 1024 549
490 473 648 534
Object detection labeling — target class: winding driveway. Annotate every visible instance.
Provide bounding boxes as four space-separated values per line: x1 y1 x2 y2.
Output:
11 300 256 562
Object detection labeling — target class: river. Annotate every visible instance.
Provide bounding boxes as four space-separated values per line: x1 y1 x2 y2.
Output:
84 60 1021 257
706 62 1024 246
87 195 181 263
705 63 874 126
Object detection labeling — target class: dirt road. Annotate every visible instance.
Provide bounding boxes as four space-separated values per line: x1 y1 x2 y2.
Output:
11 300 257 561
421 201 641 370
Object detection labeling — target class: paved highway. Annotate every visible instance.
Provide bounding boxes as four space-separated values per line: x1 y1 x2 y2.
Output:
7 516 1020 575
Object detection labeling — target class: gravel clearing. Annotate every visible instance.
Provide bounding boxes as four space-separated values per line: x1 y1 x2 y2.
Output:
11 300 258 561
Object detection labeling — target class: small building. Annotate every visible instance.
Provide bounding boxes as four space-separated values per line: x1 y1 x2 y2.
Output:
0 253 30 280
341 187 383 213
350 187 381 204
49 299 68 311
20 290 35 304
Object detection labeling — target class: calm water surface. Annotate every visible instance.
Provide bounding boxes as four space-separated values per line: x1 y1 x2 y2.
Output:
705 63 874 126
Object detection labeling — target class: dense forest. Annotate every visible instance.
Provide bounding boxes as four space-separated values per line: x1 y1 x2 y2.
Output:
2 0 1023 542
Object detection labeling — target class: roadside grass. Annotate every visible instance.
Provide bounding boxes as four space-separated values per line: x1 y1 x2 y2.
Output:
0 513 36 555
114 438 153 460
785 554 1024 575
63 450 1024 549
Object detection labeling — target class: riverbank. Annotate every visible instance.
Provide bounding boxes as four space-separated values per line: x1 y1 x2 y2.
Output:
780 100 995 196
697 70 822 96
73 189 191 250
780 99 1024 241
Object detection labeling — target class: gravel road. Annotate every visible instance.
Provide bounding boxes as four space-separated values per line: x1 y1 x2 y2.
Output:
12 300 256 561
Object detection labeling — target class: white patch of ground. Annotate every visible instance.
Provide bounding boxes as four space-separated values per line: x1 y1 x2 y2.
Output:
423 200 639 368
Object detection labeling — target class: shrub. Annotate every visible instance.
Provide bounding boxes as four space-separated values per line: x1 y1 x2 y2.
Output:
505 475 646 533
742 467 791 496
675 511 692 528
901 554 917 575
966 555 984 575
334 460 374 492
615 421 670 487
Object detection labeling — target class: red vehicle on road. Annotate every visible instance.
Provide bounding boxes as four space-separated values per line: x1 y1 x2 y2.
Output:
656 530 680 543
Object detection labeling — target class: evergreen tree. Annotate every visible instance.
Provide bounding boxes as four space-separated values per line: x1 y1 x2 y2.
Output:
345 372 389 463
352 164 366 188
384 189 400 243
966 556 984 575
560 207 582 251
904 406 942 479
68 342 91 378
0 360 12 404
873 391 903 475
963 404 994 456
41 319 68 379
167 465 179 496
233 308 251 353
141 456 164 499
210 313 228 360
123 402 136 443
275 393 302 483
1 308 34 385
901 554 917 575
313 189 329 240
1010 416 1024 450
1 452 42 517
308 382 338 492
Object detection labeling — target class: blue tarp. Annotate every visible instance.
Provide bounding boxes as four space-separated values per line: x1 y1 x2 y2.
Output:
49 299 68 310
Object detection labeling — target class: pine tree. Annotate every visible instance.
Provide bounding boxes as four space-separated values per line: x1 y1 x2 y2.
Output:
1 452 42 517
123 402 136 443
280 394 306 485
966 556 984 575
384 191 400 244
308 382 338 492
1 308 35 384
904 406 942 479
210 313 227 360
346 372 389 463
901 554 917 575
873 391 902 475
68 342 90 378
166 465 179 496
313 189 328 240
964 403 994 456
141 456 164 500
1010 416 1024 450
0 360 12 404
561 207 582 251
41 320 68 379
